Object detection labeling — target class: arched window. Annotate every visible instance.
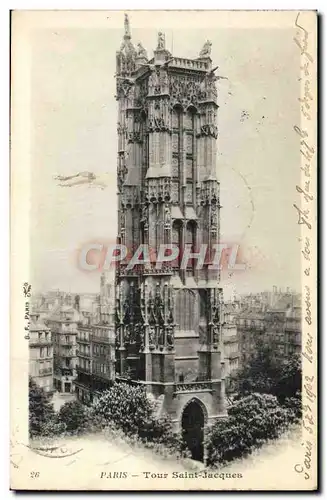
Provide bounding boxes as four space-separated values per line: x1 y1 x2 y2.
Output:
185 107 196 204
175 289 196 330
172 220 182 270
185 221 196 274
140 111 148 184
171 106 182 204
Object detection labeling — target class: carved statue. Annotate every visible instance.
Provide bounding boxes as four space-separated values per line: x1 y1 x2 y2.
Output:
140 203 147 223
148 70 160 94
139 328 145 349
124 324 130 343
158 326 164 347
199 40 212 58
162 71 169 89
166 325 174 348
149 325 156 346
136 42 148 59
164 205 171 228
212 325 219 344
157 32 165 50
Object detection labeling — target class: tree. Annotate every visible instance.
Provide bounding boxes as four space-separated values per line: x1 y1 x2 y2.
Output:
206 393 296 467
91 383 155 436
29 377 55 437
58 400 88 433
234 338 301 402
273 353 302 402
90 382 174 445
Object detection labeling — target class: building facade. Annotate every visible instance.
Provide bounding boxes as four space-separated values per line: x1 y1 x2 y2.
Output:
29 312 54 393
47 300 79 393
75 310 93 403
75 273 116 404
236 289 301 369
222 303 239 393
114 15 226 458
91 273 116 400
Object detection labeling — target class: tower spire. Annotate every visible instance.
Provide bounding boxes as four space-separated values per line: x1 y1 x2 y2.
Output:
124 13 131 40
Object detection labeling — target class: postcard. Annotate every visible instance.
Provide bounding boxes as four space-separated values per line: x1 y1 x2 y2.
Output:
10 9 317 491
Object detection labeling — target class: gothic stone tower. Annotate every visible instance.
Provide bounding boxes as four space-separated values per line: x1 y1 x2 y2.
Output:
115 15 226 432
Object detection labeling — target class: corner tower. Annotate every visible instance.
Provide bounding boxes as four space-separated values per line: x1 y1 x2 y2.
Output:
115 15 226 434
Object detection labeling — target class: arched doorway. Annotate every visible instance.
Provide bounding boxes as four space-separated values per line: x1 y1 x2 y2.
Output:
181 399 206 462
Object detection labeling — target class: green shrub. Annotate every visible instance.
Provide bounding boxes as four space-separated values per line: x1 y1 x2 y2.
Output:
91 383 152 436
206 393 295 467
39 418 67 437
58 400 89 433
282 393 302 421
90 382 178 449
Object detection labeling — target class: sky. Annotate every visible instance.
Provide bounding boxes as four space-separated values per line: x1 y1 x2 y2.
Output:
24 11 302 298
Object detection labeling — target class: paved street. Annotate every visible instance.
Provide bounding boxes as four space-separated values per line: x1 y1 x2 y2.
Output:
51 391 77 412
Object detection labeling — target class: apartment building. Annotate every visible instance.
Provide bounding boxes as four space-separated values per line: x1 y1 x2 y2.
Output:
29 312 53 393
47 300 79 393
75 272 116 404
75 310 93 404
222 303 239 393
236 290 301 369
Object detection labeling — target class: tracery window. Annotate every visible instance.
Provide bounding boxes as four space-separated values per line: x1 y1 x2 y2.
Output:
172 220 182 270
185 221 196 275
171 106 182 203
175 289 196 330
185 108 195 204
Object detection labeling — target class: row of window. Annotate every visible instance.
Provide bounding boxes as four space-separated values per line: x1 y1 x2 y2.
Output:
36 332 51 341
79 359 90 371
40 347 52 358
77 360 108 374
79 346 90 356
93 344 107 356
55 335 74 344
94 362 107 374
241 332 300 344
78 331 90 341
